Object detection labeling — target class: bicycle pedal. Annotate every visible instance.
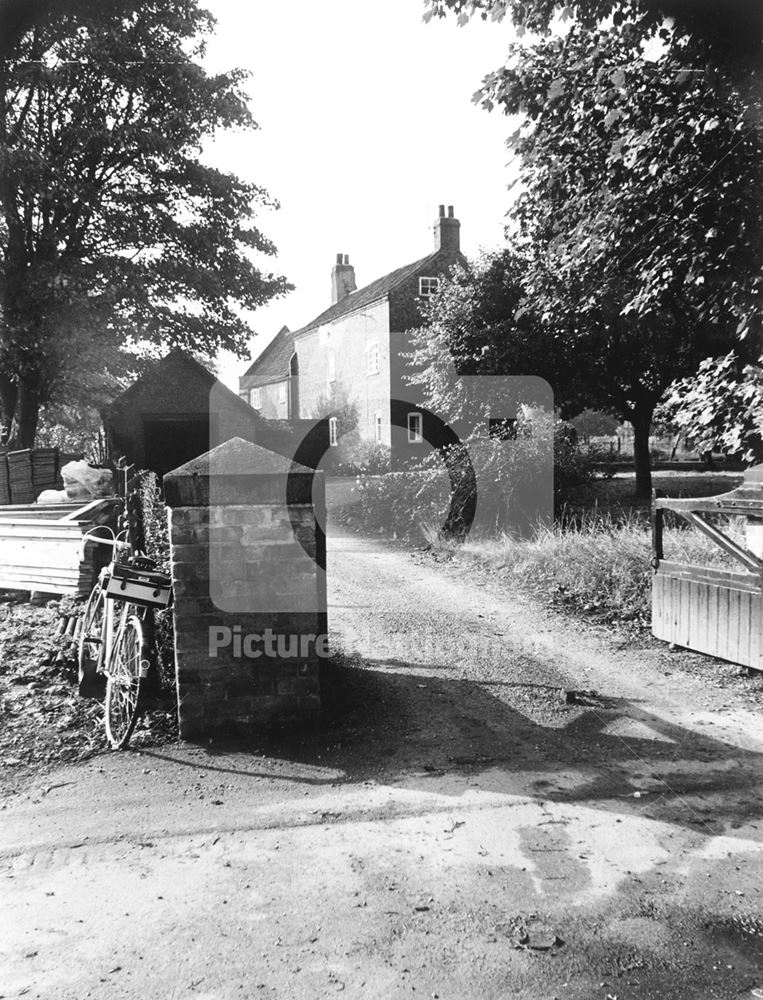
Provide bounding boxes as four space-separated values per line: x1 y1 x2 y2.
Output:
139 659 151 679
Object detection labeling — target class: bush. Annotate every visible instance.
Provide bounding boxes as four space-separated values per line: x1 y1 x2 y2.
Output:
339 416 611 541
329 442 391 477
128 471 175 692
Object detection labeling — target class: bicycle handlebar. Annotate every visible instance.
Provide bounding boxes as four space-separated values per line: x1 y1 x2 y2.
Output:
79 529 131 562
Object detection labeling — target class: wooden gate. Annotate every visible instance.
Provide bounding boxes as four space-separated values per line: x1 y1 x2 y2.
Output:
651 465 763 670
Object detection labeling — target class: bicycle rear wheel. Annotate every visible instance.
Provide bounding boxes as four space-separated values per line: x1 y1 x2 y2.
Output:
78 583 106 699
105 615 147 749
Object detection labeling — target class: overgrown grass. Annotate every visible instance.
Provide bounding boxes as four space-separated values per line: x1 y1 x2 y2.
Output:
429 512 747 626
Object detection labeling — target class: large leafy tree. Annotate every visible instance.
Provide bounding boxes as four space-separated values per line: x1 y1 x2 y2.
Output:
422 0 762 495
0 0 290 446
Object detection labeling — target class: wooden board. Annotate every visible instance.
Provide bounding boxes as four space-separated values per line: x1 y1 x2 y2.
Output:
652 561 763 670
0 497 121 596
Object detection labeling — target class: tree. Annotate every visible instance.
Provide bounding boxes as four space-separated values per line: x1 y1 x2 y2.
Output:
662 353 763 463
421 0 762 494
0 1 291 446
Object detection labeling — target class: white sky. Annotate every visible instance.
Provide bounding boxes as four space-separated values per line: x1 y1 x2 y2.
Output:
200 0 517 389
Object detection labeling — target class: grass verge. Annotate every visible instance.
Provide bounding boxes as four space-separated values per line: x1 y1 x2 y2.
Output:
424 512 748 627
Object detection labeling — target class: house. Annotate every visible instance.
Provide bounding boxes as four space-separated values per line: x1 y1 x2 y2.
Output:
104 349 326 478
240 206 466 466
239 325 298 421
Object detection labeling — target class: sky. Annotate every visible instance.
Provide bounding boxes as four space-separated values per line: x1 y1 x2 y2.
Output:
199 0 518 390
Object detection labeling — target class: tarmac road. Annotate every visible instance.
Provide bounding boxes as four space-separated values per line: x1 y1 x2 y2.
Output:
1 524 762 999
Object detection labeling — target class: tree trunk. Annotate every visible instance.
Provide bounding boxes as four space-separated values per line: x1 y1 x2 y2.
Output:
631 406 654 498
0 374 17 443
12 376 41 448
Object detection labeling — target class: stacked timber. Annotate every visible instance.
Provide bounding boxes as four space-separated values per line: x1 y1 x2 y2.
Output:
0 454 10 505
31 448 58 493
8 450 34 504
0 497 121 596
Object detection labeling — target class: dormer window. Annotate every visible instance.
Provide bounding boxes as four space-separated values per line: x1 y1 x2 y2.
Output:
419 276 440 298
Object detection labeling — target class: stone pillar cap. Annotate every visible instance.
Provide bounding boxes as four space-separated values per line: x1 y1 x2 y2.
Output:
164 437 319 507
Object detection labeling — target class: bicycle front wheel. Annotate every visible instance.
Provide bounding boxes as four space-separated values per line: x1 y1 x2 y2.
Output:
105 615 147 750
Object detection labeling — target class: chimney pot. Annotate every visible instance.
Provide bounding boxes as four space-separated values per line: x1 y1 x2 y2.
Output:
433 205 460 255
331 252 357 304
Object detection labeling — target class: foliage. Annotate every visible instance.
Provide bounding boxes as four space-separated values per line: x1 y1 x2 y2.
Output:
662 352 763 464
127 470 175 693
571 408 619 439
330 443 391 478
339 417 604 541
32 401 109 458
418 0 762 497
0 1 291 446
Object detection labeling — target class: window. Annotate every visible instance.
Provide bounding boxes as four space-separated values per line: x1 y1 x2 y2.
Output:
328 351 336 383
366 342 379 375
328 417 338 447
249 387 262 409
419 276 440 298
374 412 383 443
407 412 423 444
278 383 287 405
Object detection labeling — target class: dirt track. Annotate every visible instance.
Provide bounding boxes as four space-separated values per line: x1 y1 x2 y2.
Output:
1 523 762 999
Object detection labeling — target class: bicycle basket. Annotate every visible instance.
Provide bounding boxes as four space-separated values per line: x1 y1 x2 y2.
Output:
105 562 173 609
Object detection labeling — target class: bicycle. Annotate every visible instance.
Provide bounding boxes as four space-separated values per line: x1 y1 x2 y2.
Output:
77 521 172 750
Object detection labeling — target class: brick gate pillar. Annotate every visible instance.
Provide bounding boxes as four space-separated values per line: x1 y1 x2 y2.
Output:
163 437 326 739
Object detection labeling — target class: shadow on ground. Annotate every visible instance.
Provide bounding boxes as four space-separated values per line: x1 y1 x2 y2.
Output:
142 655 763 840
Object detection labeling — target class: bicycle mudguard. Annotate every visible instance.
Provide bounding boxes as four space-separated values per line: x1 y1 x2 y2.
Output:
105 563 173 609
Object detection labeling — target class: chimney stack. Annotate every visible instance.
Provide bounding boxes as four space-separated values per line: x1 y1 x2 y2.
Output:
331 252 356 304
434 204 460 255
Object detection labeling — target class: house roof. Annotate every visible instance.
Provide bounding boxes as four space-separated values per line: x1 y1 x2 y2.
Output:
292 251 440 337
242 325 294 385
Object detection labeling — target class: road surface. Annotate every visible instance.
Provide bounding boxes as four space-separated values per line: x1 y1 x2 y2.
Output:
1 524 762 999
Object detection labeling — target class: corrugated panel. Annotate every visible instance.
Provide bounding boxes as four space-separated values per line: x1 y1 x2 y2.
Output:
652 561 763 670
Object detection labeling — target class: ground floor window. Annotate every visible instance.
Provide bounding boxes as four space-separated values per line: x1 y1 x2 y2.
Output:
374 412 382 443
407 411 423 444
329 417 338 446
249 387 262 409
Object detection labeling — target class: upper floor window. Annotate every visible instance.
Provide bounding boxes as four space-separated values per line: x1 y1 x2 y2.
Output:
328 351 336 383
249 387 262 409
328 417 338 447
278 383 287 405
419 276 440 298
366 342 379 376
407 412 423 444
